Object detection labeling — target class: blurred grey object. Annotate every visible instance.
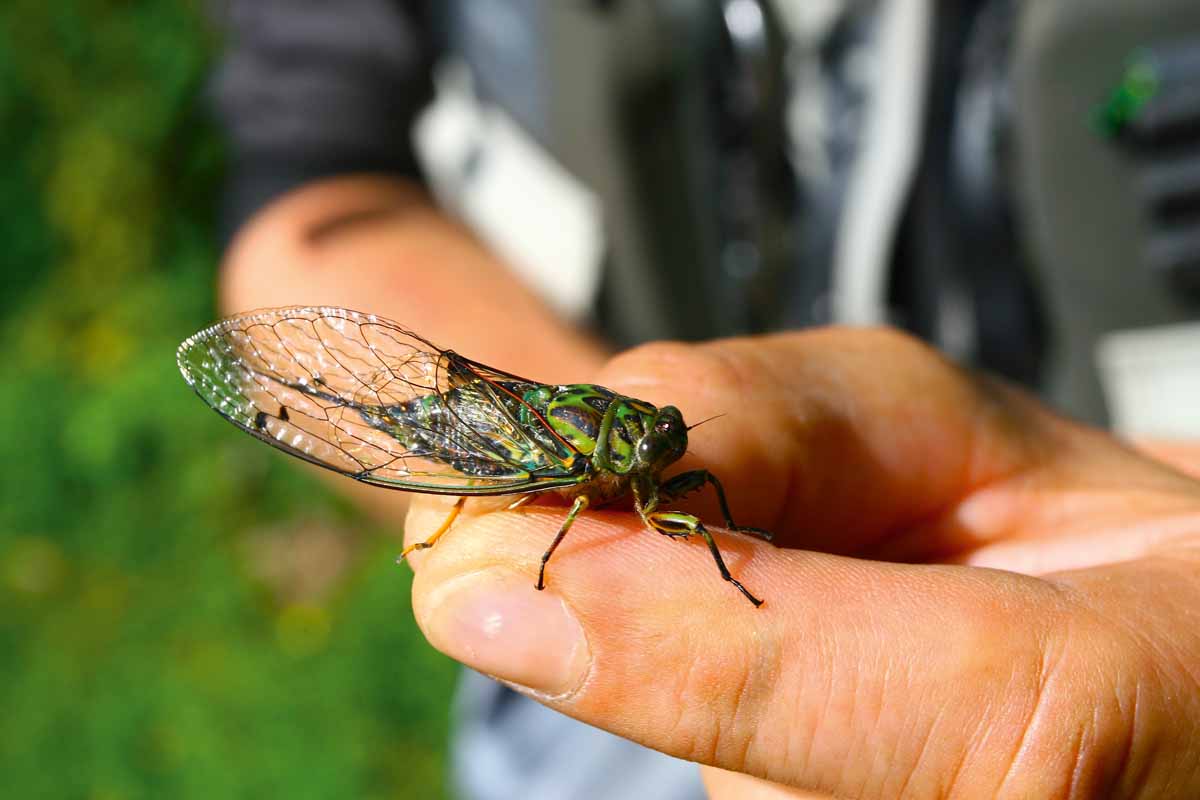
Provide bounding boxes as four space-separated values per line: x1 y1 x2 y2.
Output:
1013 0 1200 427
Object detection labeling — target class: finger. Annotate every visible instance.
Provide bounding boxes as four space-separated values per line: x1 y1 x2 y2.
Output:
590 330 1200 563
405 503 1190 797
701 766 829 799
1136 439 1200 479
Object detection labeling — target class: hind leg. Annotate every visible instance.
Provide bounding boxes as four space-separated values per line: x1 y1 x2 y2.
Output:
399 495 466 560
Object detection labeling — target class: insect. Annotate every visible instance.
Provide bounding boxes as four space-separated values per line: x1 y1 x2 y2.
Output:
177 306 771 606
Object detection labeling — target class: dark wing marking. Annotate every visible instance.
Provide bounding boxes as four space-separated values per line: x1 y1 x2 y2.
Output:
176 306 583 495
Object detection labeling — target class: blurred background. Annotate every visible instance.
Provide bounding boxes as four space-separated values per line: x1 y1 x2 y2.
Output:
0 2 457 798
5 0 1200 798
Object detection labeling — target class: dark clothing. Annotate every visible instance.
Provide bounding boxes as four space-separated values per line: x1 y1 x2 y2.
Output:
211 0 434 240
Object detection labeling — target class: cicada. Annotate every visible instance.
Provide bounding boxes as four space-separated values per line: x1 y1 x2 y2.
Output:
177 306 771 606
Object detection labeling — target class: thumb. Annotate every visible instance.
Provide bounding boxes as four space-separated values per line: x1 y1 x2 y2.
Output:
405 502 1112 798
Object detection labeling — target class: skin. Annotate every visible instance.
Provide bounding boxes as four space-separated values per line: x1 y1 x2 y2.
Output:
224 175 1200 798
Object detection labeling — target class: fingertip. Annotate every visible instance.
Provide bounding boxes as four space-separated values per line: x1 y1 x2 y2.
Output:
414 566 593 697
401 496 454 568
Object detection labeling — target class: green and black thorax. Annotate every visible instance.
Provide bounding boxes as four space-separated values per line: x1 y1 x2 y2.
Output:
385 381 688 493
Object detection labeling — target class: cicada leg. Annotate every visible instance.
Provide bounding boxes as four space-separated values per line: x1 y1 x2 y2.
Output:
506 494 537 512
643 510 764 608
658 469 773 542
399 495 466 560
537 495 589 591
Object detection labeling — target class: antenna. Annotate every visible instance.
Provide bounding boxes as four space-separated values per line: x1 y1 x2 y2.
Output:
687 413 727 431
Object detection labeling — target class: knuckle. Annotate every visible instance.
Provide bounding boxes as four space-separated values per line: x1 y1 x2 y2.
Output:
601 340 701 388
993 596 1169 797
813 324 933 360
602 339 753 401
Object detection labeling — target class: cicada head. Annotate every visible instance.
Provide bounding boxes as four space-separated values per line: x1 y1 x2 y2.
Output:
634 405 688 473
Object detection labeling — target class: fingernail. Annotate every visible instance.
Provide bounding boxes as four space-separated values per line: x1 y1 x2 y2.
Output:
421 571 591 696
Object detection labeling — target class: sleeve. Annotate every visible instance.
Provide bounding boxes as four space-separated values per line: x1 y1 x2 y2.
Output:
208 0 436 240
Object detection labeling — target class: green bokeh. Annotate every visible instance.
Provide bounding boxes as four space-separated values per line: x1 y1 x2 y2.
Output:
0 2 457 797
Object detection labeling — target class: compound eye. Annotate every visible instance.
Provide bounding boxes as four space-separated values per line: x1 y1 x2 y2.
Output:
654 418 673 434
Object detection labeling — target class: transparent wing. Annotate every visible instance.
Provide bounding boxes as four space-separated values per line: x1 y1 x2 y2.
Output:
176 306 582 495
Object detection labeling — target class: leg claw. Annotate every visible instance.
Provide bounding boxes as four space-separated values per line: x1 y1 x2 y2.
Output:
733 525 774 542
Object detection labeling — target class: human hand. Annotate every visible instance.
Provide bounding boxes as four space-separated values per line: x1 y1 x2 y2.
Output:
404 328 1200 798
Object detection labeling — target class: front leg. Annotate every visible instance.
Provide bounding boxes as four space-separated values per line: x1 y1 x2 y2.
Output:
658 469 774 542
641 509 764 607
635 474 762 606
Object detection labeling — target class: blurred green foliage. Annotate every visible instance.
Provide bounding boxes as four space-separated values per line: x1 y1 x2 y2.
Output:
0 2 457 797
